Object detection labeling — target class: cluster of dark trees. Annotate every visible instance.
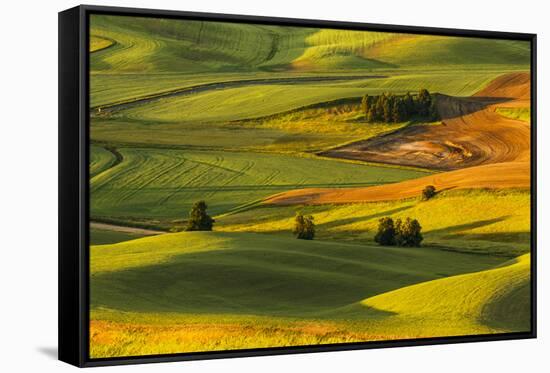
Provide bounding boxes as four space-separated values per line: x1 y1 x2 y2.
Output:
294 212 315 240
375 217 423 247
361 89 439 123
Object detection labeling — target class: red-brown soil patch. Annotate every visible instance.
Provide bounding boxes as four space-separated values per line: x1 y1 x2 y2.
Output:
264 161 529 205
319 72 530 171
265 73 531 206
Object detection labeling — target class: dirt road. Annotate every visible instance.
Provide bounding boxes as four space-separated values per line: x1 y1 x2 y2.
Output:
90 222 164 236
92 75 385 114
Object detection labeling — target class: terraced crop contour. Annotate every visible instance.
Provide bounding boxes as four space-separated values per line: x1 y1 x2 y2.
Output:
88 14 532 358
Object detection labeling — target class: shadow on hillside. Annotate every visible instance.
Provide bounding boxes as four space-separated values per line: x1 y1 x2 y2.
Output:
426 216 511 236
436 94 513 121
317 205 413 231
443 231 531 244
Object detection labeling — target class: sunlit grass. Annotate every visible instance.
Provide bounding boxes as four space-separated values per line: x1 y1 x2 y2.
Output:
89 145 116 178
87 15 532 359
90 146 427 219
218 189 530 256
360 254 530 333
90 228 145 245
90 35 114 52
89 311 399 358
496 107 531 122
89 253 530 357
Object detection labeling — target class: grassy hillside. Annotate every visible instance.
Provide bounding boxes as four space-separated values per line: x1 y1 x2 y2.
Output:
90 35 114 52
87 14 532 358
89 68 513 111
360 254 530 334
90 231 505 315
91 86 418 152
91 15 529 74
218 189 530 257
111 72 506 124
90 72 254 108
90 146 428 220
90 145 117 178
90 70 510 151
366 35 529 68
496 107 531 122
116 83 372 123
90 15 312 73
89 230 529 357
90 228 145 245
89 15 531 154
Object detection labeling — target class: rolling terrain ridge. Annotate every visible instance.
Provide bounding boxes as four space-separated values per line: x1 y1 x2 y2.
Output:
88 14 532 358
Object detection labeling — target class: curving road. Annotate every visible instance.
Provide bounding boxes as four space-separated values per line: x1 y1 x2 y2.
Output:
92 74 385 114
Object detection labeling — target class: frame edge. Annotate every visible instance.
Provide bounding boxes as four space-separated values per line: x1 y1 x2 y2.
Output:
58 5 85 368
63 4 537 367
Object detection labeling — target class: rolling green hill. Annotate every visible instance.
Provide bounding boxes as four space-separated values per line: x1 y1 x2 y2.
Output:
109 72 504 124
91 15 529 74
90 227 145 245
87 14 532 358
89 69 506 110
365 34 529 68
90 145 117 177
359 253 530 334
90 147 428 220
218 189 530 257
89 14 530 158
90 15 312 73
90 231 505 316
89 230 529 357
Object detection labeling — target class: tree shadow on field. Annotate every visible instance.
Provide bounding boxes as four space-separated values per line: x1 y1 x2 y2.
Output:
454 231 530 244
426 216 511 236
36 346 57 360
436 94 513 121
318 205 413 231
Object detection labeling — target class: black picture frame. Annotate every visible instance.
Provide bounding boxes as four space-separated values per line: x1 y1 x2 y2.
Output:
59 4 537 367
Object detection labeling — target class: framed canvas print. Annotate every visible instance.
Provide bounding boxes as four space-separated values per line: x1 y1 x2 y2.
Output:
58 5 537 367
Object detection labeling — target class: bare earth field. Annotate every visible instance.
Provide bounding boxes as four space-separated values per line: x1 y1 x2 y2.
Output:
267 72 531 206
319 72 530 171
264 161 529 205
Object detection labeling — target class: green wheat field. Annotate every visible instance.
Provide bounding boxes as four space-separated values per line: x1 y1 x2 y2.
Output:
88 14 532 358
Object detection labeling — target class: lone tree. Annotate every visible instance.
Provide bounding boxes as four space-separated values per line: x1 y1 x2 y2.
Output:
422 185 437 200
185 200 215 231
294 212 315 240
395 218 423 247
374 217 396 246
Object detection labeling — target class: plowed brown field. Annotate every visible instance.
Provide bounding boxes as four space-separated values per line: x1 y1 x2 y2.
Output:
264 161 529 205
319 72 530 171
265 73 531 206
